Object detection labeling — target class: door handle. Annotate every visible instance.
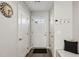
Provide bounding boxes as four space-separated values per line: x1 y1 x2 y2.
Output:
19 38 22 40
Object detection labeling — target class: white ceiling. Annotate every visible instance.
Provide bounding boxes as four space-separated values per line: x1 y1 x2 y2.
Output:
25 1 54 11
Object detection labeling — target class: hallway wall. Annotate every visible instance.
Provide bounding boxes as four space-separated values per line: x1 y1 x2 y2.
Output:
54 1 73 56
0 1 18 57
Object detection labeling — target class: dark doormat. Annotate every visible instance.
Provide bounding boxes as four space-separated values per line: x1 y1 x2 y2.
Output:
33 48 47 53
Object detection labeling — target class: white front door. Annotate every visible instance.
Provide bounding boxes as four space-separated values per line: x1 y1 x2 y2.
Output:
31 12 49 48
